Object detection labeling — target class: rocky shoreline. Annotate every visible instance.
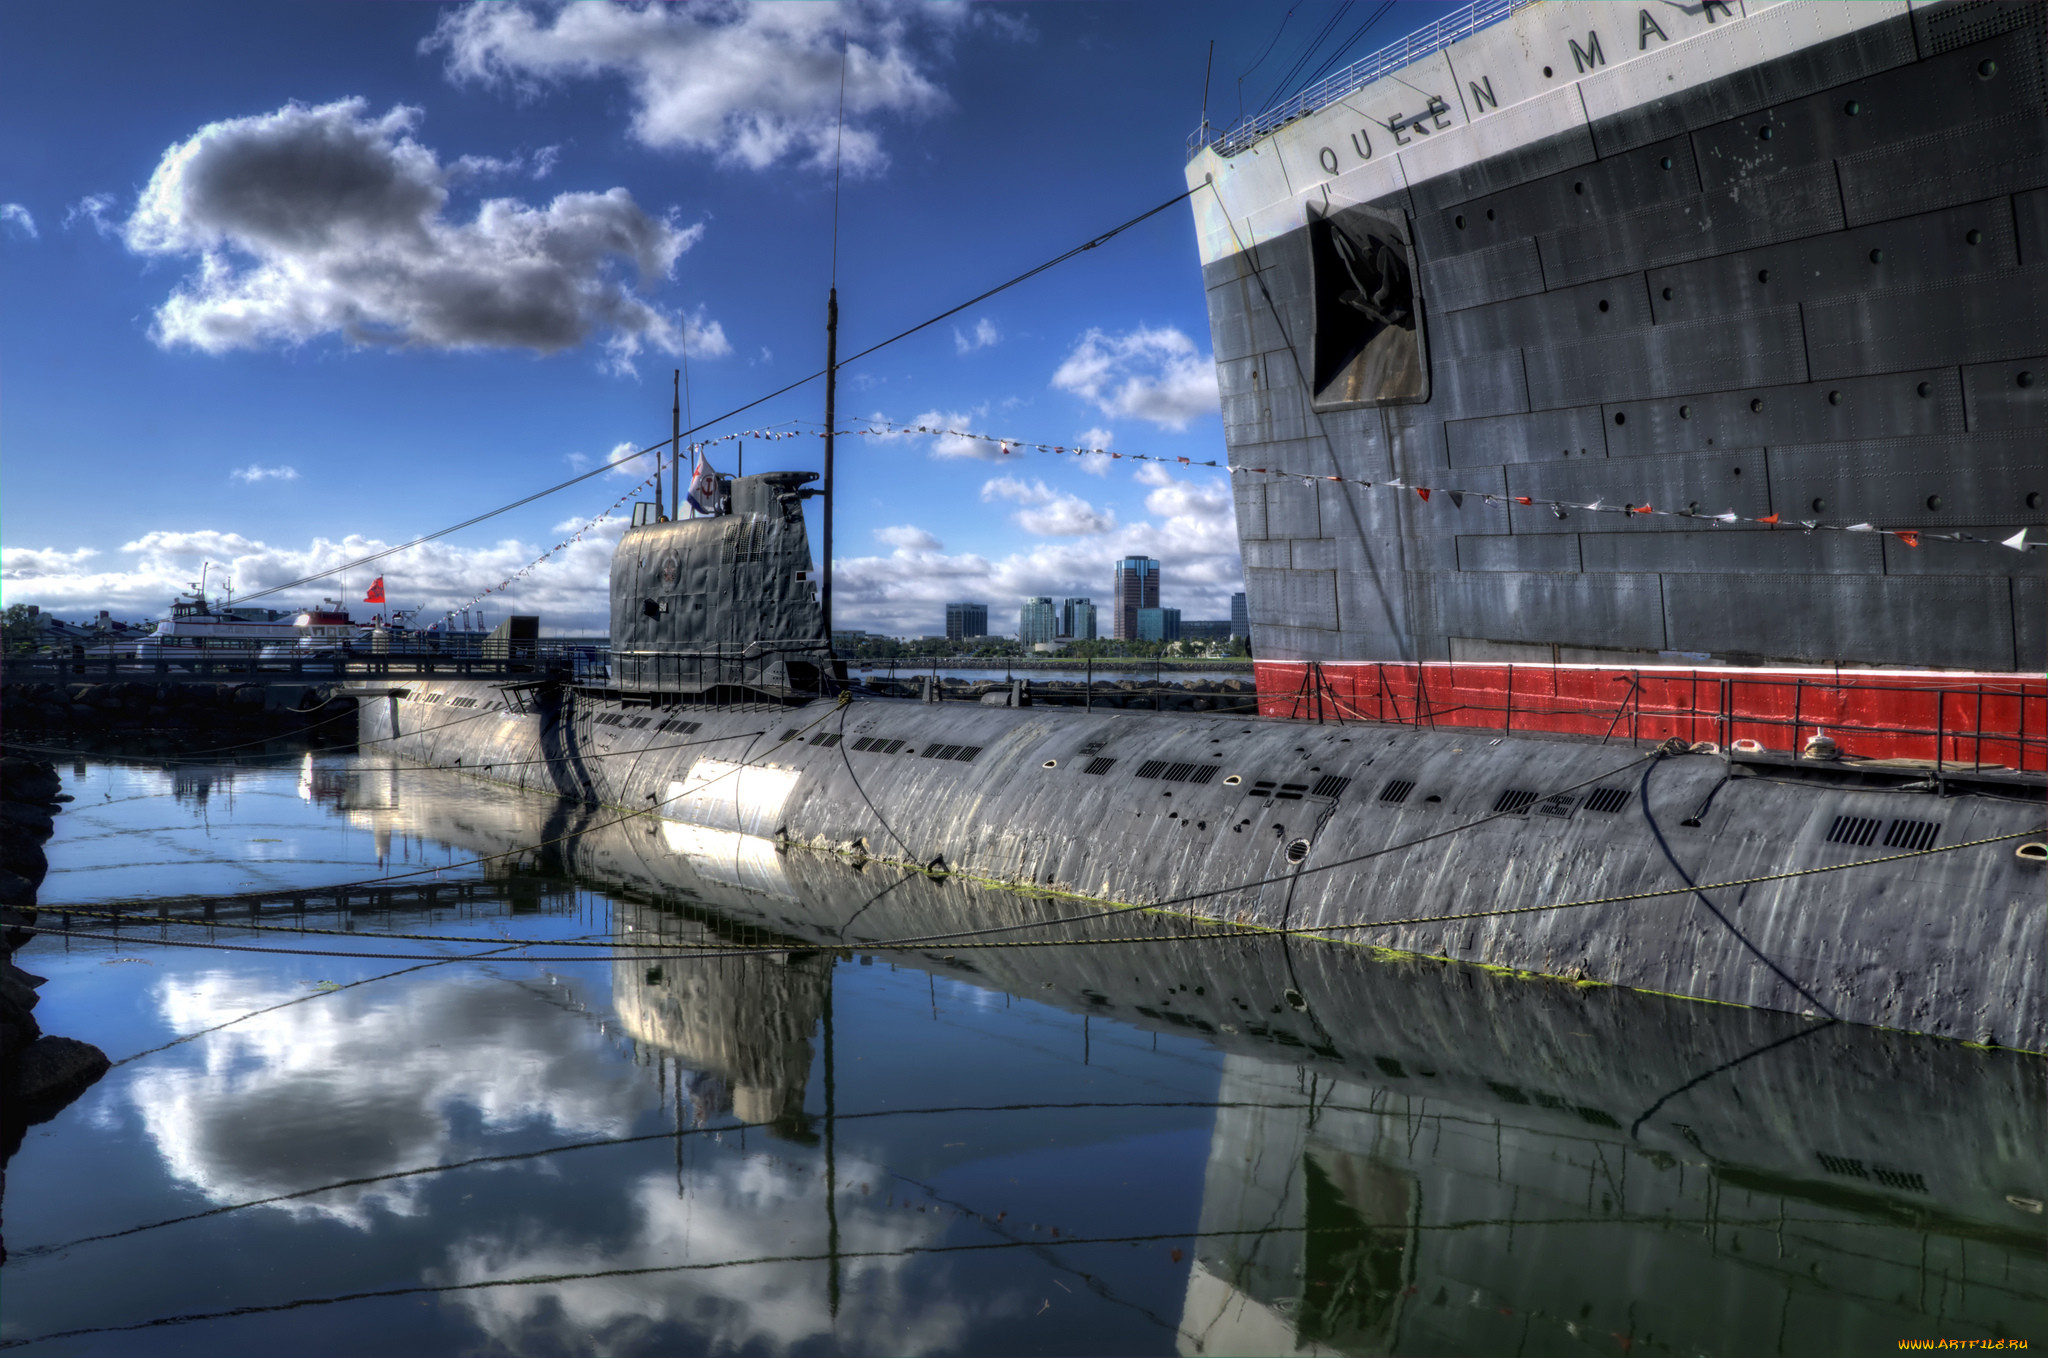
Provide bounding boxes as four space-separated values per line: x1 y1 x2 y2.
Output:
1 679 355 744
0 754 109 1265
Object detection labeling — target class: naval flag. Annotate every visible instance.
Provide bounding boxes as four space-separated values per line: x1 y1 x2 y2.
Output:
364 577 385 604
687 447 724 516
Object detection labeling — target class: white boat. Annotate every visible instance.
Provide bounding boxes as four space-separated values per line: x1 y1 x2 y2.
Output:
135 592 357 661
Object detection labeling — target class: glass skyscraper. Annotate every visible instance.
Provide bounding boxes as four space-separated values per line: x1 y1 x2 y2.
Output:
1018 597 1059 646
1112 556 1160 640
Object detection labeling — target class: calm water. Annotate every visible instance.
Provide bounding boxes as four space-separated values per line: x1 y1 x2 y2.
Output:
3 752 2042 1355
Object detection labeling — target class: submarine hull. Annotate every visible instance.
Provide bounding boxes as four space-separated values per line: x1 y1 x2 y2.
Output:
355 678 2045 1050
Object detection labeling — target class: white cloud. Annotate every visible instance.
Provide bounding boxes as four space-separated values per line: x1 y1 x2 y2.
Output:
1051 325 1219 431
429 1 963 176
1 518 636 632
63 193 120 237
874 524 940 552
835 465 1242 635
866 408 994 460
230 464 300 483
1074 427 1113 475
529 144 560 180
952 316 998 355
980 476 1116 537
122 97 721 371
0 203 35 240
128 968 654 1228
605 438 654 479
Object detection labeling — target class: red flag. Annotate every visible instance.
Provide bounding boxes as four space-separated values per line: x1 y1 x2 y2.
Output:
1415 487 1431 502
1757 513 1780 525
1514 496 1532 505
1895 530 1920 548
364 577 386 604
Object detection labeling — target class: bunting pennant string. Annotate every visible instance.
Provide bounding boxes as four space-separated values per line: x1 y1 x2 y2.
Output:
832 415 2045 554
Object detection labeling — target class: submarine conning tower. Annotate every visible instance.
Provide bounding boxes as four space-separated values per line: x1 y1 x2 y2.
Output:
608 470 835 701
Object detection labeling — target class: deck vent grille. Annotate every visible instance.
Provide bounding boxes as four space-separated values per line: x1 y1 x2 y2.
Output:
1873 1166 1929 1193
851 736 876 751
1492 789 1539 815
1379 779 1415 804
809 732 842 748
1532 793 1578 818
1825 814 1883 847
1083 756 1118 775
1154 761 1219 784
1883 819 1940 852
852 736 905 754
924 743 963 760
1135 760 1169 779
779 728 799 742
1184 764 1220 785
1583 787 1632 814
1817 1152 1868 1179
1310 775 1352 799
953 746 983 763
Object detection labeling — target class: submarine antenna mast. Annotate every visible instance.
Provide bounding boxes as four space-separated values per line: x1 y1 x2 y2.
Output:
670 369 680 520
822 49 848 641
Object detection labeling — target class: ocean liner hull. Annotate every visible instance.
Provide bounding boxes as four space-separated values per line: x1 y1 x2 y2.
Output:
1185 0 2047 678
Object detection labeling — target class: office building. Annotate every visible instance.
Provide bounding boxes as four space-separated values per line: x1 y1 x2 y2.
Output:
1112 556 1160 640
1061 597 1097 642
1019 597 1059 647
1180 620 1233 642
1136 607 1182 643
1230 592 1248 639
944 602 988 642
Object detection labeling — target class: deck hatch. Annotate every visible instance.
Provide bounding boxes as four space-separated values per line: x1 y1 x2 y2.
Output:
1492 789 1539 815
1883 819 1940 852
1825 814 1883 847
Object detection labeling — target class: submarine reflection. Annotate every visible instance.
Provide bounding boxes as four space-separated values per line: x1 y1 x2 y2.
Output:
330 762 2046 1352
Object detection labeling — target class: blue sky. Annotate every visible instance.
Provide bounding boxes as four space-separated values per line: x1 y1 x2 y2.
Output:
1 0 1439 636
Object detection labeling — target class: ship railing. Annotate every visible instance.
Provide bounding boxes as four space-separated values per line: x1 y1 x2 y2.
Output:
1188 0 1528 161
1259 661 2048 774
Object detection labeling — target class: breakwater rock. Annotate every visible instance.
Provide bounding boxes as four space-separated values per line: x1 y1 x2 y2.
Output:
0 679 355 746
0 754 109 1265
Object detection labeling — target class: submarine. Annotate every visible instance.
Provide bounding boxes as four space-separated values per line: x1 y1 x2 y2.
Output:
351 463 2046 1053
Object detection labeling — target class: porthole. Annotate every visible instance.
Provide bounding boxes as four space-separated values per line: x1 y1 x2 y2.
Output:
1613 411 1627 425
1574 181 1585 195
1750 398 1765 413
1732 466 1743 477
1285 838 1312 865
1597 298 1609 312
1967 228 1983 245
1486 207 1496 221
1926 494 1943 511
1454 213 1465 229
1757 268 1770 283
2020 371 2036 388
1917 381 1933 398
1661 286 1674 300
1869 248 1885 264
2027 491 2043 510
1223 774 1242 785
1659 155 1673 170
1979 59 1999 80
1543 65 1554 78
1758 125 1774 140
1811 497 1827 513
1828 390 1842 406
1678 404 1691 419
1844 99 1861 116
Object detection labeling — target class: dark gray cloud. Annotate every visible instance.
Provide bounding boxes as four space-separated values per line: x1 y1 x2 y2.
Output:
124 98 725 367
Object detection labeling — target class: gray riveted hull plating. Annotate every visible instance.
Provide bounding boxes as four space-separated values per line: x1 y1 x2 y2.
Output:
1191 0 2048 669
356 679 2045 1050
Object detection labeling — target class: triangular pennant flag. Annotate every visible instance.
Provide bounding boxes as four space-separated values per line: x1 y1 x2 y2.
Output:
1415 487 1431 502
1385 478 1405 488
2003 529 2031 551
1847 522 1875 532
1757 513 1779 525
1631 503 1653 515
1447 490 1465 509
1515 496 1533 505
1895 530 1920 548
